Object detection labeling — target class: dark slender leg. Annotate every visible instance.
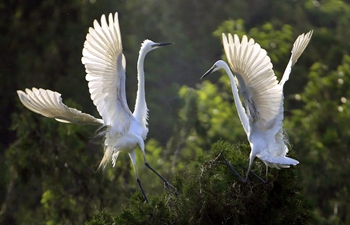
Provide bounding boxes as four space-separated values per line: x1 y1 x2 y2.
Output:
238 164 266 183
251 170 267 183
145 162 178 195
221 154 246 182
129 151 149 203
222 154 266 183
137 178 149 203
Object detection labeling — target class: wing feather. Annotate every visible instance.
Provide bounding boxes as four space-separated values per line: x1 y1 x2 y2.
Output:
280 30 313 88
222 33 282 126
82 12 132 135
271 30 313 141
17 88 103 125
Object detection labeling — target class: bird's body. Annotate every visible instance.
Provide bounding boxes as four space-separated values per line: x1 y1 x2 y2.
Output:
202 31 313 181
17 12 174 202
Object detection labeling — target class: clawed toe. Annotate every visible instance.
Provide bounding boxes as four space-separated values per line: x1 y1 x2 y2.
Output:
164 181 179 195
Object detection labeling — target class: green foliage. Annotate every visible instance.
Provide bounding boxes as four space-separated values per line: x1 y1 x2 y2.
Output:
4 102 123 224
285 55 350 224
86 141 313 225
86 210 114 225
114 194 177 225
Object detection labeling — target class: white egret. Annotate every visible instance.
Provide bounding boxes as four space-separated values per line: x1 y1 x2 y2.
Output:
201 31 313 182
17 12 175 202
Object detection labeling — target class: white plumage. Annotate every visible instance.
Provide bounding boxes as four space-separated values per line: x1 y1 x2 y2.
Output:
202 30 313 182
17 12 174 202
17 88 104 125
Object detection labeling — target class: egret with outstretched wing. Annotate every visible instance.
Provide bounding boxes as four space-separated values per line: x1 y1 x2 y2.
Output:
201 31 313 182
17 12 174 202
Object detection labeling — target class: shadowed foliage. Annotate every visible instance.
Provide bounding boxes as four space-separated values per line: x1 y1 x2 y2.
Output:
86 141 314 225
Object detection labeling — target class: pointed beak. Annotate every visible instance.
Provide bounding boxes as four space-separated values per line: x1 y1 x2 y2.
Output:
152 42 174 47
200 65 216 80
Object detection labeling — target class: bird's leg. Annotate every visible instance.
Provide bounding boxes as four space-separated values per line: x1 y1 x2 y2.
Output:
243 160 266 183
136 177 149 203
245 153 267 184
244 154 257 183
128 151 149 203
236 164 266 183
144 162 178 195
221 153 266 183
221 154 246 182
139 140 178 195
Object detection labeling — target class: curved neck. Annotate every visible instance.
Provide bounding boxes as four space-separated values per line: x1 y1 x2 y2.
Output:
221 63 250 134
133 50 148 124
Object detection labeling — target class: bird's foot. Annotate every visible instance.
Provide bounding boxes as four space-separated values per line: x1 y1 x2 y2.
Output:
220 154 246 183
163 181 179 196
238 164 267 184
144 162 179 195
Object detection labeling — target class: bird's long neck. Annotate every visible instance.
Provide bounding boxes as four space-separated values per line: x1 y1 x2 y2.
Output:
133 50 148 125
221 63 250 134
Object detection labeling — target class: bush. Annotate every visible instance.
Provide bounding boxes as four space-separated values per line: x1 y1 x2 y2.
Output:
86 140 314 225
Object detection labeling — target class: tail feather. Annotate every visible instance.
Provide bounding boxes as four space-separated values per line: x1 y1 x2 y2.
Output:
98 145 113 170
257 154 299 169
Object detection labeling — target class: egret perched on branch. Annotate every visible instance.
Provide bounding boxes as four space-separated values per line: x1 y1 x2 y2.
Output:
201 31 313 182
17 12 175 202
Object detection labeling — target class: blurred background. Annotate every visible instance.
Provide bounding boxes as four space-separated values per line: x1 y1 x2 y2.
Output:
1 0 350 224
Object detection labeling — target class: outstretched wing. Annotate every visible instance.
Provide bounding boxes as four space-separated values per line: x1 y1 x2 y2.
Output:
279 30 313 88
82 13 133 135
272 31 313 150
222 33 282 127
17 88 103 125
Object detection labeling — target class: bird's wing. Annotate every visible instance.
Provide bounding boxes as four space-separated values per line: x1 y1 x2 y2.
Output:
279 30 313 88
82 13 133 135
222 33 282 127
17 88 103 125
272 31 313 137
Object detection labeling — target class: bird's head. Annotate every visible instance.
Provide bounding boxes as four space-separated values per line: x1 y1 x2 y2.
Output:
200 60 227 80
140 39 173 54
